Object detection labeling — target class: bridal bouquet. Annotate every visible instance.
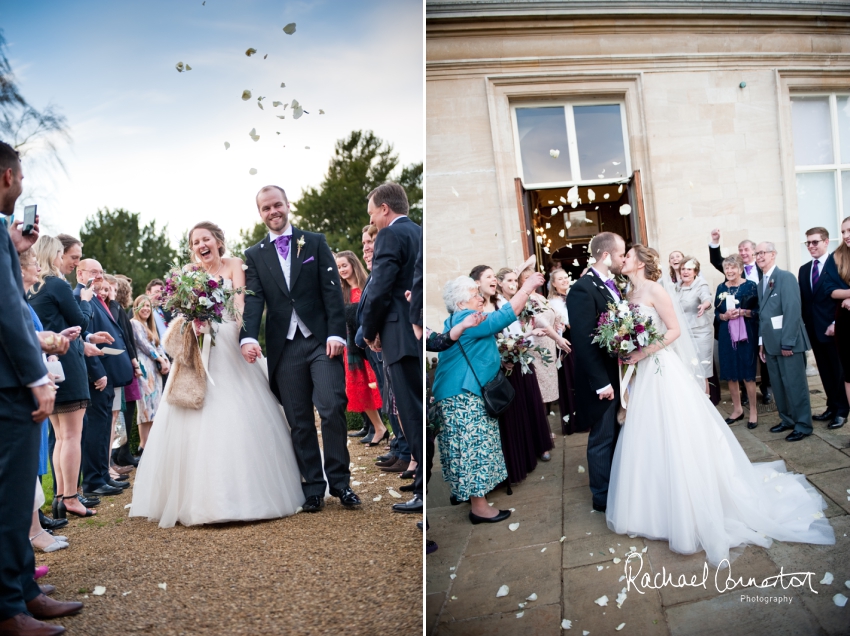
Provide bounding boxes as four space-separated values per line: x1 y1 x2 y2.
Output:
592 300 663 360
162 263 252 344
496 334 553 376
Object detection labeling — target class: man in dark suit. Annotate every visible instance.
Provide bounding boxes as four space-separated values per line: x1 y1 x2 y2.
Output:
567 232 626 512
75 259 134 497
0 140 83 636
240 185 358 513
799 227 847 429
361 183 423 514
756 242 813 441
709 229 773 404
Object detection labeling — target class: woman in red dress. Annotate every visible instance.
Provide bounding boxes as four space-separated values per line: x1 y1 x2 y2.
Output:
335 250 387 445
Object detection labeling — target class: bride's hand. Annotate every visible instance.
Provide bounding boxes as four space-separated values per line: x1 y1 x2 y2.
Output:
623 350 647 365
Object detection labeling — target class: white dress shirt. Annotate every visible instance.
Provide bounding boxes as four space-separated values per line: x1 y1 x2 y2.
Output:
240 225 345 348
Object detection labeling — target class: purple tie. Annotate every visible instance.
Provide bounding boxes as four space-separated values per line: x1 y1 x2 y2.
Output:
744 264 753 278
812 259 820 288
604 278 621 300
274 234 291 260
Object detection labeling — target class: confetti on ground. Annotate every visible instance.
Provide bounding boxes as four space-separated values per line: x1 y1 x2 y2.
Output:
597 566 603 571
834 593 848 607
450 574 456 580
821 572 834 585
516 611 525 618
527 593 537 602
608 548 615 554
594 595 608 607
577 466 585 473
616 623 625 631
560 536 566 543
388 489 402 499
509 523 520 532
561 619 572 629
158 583 167 591
496 585 509 598
92 586 106 596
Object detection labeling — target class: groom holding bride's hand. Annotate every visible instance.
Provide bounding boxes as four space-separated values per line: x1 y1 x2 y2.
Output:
567 232 627 513
240 185 359 513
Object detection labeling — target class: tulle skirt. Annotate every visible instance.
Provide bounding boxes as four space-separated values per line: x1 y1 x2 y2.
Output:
607 348 834 566
130 319 306 528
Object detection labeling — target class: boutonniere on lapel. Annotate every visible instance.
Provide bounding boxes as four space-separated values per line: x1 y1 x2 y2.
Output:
296 235 306 258
768 279 775 291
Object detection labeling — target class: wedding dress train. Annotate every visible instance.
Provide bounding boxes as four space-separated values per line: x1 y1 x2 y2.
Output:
606 305 834 565
130 312 306 528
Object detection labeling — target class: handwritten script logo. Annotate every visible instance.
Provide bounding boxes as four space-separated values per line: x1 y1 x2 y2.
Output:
624 553 817 595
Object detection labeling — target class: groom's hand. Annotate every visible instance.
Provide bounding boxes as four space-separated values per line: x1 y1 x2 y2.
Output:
599 386 614 400
241 343 262 364
326 340 344 358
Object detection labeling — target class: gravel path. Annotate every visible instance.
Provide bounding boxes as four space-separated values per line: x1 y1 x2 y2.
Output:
36 439 423 635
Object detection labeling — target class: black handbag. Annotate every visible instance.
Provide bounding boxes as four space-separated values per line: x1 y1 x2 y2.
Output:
456 339 515 417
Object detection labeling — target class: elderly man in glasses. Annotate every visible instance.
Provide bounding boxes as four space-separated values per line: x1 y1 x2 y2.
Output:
799 227 847 429
756 242 813 442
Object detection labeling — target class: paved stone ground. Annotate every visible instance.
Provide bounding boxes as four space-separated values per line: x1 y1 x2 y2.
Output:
426 374 850 635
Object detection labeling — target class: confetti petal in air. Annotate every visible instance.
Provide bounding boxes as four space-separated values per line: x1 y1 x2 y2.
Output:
619 204 632 216
550 149 560 159
319 109 325 114
257 102 264 110
277 115 285 119
185 64 192 71
281 82 286 88
242 90 252 101
305 146 310 149
588 189 595 202
249 168 257 175
604 193 610 199
248 128 260 141
273 101 282 107
577 465 585 473
264 54 268 59
245 48 257 57
618 184 624 193
283 23 296 34
175 62 185 72
224 142 230 150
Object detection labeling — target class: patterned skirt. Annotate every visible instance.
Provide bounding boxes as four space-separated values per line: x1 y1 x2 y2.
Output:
437 391 507 500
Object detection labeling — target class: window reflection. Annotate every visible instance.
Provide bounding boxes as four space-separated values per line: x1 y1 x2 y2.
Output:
791 97 833 166
574 104 627 181
516 107 571 185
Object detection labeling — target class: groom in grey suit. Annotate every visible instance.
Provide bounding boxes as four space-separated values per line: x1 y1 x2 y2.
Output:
756 242 813 441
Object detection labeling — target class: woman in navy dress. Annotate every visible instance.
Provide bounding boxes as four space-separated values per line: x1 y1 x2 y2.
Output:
714 254 759 428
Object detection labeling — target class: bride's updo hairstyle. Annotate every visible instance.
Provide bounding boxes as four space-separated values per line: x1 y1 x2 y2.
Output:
188 221 226 259
631 244 662 282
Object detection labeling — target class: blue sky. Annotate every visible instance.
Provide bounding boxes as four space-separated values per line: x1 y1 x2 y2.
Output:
1 0 423 244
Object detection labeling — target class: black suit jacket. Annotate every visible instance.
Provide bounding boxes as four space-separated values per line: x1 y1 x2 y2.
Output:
409 237 423 329
565 272 621 430
74 286 134 387
804 253 843 344
0 221 46 389
709 245 763 281
241 227 346 384
360 216 422 366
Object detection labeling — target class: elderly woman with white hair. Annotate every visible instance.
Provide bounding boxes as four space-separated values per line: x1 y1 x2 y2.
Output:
433 270 544 525
676 255 715 393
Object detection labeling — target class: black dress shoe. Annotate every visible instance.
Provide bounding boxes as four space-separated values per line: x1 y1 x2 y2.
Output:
416 521 423 531
83 484 123 497
38 510 68 531
399 483 415 492
301 495 325 513
828 416 847 430
761 390 773 405
786 431 810 442
375 453 394 463
747 421 758 430
348 427 368 438
393 495 423 513
592 502 607 513
78 494 100 507
769 423 794 434
812 410 836 422
329 487 361 509
469 509 510 524
111 474 129 482
375 455 398 468
108 479 130 489
724 414 744 425
112 449 139 467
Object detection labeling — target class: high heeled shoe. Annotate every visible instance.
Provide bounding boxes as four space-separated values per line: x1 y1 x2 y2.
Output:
367 430 390 447
30 530 69 553
55 495 96 519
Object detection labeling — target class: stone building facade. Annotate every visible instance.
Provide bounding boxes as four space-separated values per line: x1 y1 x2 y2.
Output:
425 0 850 326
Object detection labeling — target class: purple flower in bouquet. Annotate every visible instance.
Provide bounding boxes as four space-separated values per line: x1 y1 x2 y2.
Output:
208 279 219 289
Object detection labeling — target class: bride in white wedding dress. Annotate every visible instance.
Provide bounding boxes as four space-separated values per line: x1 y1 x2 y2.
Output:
606 244 834 566
130 222 305 528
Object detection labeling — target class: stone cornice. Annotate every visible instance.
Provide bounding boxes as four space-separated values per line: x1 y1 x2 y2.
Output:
427 1 850 21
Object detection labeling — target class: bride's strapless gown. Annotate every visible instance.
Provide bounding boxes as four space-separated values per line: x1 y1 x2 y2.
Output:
130 309 306 528
606 304 834 565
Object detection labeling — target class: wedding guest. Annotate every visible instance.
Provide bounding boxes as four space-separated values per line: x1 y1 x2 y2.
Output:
336 250 387 445
75 259 134 497
756 242 813 442
823 216 850 422
131 295 170 451
27 236 99 518
112 274 142 467
432 271 544 523
667 250 684 284
676 256 714 391
56 233 83 282
799 227 848 429
709 229 772 404
715 255 759 428
361 183 423 513
469 265 498 313
362 224 377 271
549 268 582 434
0 139 83 635
145 278 171 341
495 267 518 303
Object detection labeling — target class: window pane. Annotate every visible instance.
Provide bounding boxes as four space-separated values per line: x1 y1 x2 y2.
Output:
838 96 850 164
791 97 834 166
843 170 850 219
573 104 627 181
797 171 837 262
516 107 571 184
